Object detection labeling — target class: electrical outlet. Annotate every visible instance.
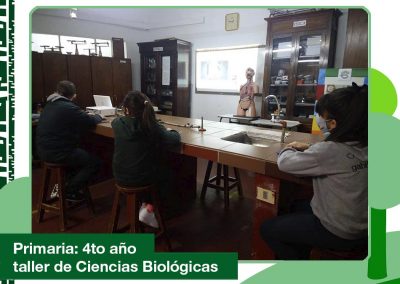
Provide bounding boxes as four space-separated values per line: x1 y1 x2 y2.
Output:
256 186 275 204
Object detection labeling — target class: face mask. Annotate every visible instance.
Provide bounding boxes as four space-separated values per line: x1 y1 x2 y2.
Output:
316 114 331 138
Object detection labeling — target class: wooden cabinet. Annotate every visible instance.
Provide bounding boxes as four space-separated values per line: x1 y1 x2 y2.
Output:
32 52 133 109
343 9 368 68
32 52 44 109
112 58 132 107
42 53 68 100
67 55 93 108
263 9 341 130
112 37 125 59
137 39 192 117
91 57 114 99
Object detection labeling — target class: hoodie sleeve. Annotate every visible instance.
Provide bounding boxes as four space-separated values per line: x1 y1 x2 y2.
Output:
277 143 326 177
71 104 102 130
156 123 181 147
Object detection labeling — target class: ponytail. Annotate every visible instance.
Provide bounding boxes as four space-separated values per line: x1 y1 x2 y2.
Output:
142 99 157 136
123 91 157 137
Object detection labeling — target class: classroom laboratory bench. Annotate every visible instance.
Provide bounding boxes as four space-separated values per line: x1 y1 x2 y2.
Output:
89 114 322 259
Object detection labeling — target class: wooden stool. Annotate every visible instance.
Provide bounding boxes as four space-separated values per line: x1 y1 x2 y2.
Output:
310 245 368 260
200 161 243 209
36 162 95 232
109 184 170 249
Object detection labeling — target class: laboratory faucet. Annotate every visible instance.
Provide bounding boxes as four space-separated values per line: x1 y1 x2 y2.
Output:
264 95 281 122
279 120 287 143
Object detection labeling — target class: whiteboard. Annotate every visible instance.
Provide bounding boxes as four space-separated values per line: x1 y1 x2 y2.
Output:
195 45 265 94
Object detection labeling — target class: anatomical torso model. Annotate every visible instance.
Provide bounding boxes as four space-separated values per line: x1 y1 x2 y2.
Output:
237 67 259 117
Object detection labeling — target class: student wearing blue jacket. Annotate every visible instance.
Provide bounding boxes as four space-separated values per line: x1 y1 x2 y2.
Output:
260 84 368 260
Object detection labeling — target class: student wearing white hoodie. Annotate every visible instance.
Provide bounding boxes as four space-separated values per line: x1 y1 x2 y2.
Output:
260 84 368 260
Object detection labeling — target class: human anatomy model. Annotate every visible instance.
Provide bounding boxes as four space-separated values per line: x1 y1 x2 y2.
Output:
237 67 259 117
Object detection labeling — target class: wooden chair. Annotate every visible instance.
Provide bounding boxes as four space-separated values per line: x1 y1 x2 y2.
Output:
36 162 95 231
200 161 243 209
109 184 171 250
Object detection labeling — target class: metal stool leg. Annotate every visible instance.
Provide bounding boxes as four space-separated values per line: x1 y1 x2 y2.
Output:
234 167 243 197
201 161 213 200
223 165 230 209
216 163 222 186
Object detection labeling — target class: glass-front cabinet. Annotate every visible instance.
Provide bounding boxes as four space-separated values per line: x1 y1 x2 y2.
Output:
263 9 341 131
268 36 293 117
143 55 157 100
138 39 192 117
294 34 322 118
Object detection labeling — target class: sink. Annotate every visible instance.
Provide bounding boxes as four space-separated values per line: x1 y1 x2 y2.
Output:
221 131 278 148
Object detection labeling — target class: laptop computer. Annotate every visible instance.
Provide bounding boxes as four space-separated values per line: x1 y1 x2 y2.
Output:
93 95 113 107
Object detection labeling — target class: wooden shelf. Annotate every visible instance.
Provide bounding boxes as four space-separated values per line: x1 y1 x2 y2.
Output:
272 57 291 60
296 84 317 87
270 84 289 87
160 106 173 111
267 101 287 106
295 102 315 107
298 55 320 59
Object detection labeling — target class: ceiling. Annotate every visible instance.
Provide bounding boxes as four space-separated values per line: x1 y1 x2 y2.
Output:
33 8 244 31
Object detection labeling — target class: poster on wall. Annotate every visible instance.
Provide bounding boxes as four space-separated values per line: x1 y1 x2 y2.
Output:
316 68 368 99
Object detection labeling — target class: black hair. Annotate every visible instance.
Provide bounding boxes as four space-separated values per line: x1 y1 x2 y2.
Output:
123 90 157 137
316 83 368 146
56 80 76 98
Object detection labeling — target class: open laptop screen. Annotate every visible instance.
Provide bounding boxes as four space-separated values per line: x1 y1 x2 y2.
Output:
93 95 113 107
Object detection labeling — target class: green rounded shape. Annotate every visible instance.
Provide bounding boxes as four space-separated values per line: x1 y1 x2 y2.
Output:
370 69 397 115
369 113 400 209
242 232 400 283
0 177 31 233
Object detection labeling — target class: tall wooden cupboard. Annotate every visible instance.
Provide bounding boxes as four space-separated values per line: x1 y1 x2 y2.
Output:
263 9 341 131
138 39 192 117
32 52 132 110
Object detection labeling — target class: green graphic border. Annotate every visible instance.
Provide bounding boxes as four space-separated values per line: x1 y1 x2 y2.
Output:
0 0 14 188
8 0 14 184
2 4 400 283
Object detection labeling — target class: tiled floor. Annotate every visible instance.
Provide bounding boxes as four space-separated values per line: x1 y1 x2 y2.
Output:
32 158 257 259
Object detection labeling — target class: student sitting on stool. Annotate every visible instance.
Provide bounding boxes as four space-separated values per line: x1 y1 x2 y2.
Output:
36 80 103 201
260 84 368 260
112 91 181 228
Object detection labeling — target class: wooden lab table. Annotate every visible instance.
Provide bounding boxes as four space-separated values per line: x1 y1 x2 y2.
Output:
93 114 322 259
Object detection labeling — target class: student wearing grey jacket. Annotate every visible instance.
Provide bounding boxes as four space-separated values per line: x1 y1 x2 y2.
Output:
260 84 368 260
